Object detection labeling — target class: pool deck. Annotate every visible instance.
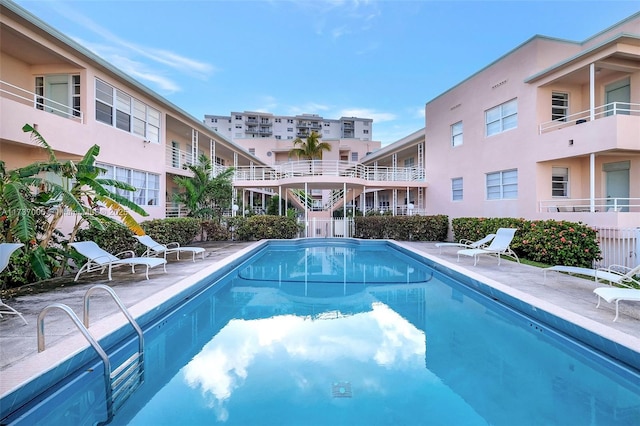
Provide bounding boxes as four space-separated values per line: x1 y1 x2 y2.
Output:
1 240 639 399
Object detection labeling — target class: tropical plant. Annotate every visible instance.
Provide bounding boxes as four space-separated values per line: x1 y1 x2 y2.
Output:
0 124 148 282
172 154 234 221
288 131 332 160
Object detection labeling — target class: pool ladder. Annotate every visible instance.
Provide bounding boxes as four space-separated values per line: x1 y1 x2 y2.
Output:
37 284 145 423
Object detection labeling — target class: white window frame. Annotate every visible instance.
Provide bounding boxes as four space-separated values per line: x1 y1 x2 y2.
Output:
97 163 160 206
35 74 81 119
95 79 160 143
552 167 569 197
451 121 463 147
452 177 463 201
551 92 569 122
485 99 517 136
486 169 518 200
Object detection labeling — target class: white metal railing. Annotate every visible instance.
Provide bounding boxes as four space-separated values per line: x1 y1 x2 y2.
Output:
593 227 640 269
232 161 425 183
0 79 83 122
165 203 189 217
166 145 195 170
539 101 640 133
539 198 640 213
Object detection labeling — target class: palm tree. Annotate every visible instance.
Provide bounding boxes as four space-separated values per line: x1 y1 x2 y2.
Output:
173 154 234 221
288 131 331 160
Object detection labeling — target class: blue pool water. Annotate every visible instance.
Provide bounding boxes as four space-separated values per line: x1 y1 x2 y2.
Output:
3 240 640 425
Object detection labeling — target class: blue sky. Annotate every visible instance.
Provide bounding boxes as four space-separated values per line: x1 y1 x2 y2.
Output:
14 0 640 145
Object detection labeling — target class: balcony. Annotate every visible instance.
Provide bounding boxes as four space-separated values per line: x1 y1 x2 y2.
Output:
231 160 425 183
165 145 195 170
539 101 640 134
539 198 640 213
0 80 83 122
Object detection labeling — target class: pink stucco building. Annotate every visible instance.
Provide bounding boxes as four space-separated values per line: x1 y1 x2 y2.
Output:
421 12 639 231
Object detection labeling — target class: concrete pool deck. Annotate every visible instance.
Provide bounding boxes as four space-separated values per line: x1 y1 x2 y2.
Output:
1 240 639 399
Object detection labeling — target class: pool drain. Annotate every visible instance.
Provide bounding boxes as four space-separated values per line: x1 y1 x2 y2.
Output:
332 382 352 398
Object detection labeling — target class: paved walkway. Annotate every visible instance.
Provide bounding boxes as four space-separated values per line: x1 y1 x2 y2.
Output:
1 240 639 397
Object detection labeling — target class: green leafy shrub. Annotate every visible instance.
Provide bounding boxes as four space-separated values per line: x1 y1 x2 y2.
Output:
516 220 601 267
354 215 449 241
451 217 601 267
201 220 229 241
235 216 300 240
141 218 200 247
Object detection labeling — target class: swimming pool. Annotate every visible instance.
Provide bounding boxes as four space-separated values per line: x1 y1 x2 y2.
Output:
2 239 640 425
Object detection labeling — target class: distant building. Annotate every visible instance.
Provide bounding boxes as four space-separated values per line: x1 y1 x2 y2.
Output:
204 112 373 141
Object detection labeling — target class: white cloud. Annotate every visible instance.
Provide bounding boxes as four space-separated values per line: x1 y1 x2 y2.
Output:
51 1 215 92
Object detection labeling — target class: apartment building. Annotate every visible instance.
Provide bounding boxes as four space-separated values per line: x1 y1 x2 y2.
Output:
420 11 639 232
204 112 373 141
0 0 265 224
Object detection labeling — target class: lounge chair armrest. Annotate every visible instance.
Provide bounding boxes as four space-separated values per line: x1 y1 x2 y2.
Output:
166 242 181 248
115 250 136 259
598 264 629 275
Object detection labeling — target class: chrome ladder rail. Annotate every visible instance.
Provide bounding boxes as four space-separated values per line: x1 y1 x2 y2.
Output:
83 284 145 414
37 284 145 423
37 303 114 421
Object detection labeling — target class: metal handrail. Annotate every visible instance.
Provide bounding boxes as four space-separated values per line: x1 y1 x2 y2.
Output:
539 101 640 133
37 303 113 419
83 284 145 361
1 80 83 122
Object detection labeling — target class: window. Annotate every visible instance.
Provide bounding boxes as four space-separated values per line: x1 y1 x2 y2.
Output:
235 115 242 120
404 157 415 167
249 148 256 155
95 79 160 142
451 121 463 146
363 129 369 134
552 92 569 122
486 169 518 199
287 128 293 132
351 152 359 162
34 74 81 118
97 163 159 206
452 178 463 201
552 167 569 197
485 99 517 136
275 118 281 123
215 157 225 166
287 119 294 124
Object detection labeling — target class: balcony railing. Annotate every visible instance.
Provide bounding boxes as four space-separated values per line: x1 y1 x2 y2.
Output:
231 161 425 183
538 101 640 133
1 80 83 122
538 198 640 213
166 145 195 170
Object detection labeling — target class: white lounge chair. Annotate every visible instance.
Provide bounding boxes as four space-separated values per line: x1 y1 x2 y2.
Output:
435 233 496 253
457 228 519 266
69 241 167 281
594 287 640 322
134 235 205 262
0 243 28 325
543 264 640 288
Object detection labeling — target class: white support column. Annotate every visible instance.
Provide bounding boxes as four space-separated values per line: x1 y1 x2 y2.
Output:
362 186 366 216
278 186 282 216
343 183 347 220
305 182 309 237
590 153 595 212
192 129 198 163
590 63 595 122
209 139 215 177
